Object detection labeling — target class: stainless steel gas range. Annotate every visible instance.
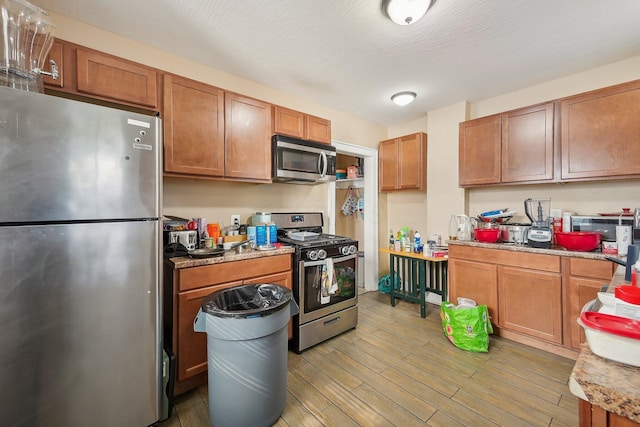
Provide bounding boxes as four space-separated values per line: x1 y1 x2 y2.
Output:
272 212 358 353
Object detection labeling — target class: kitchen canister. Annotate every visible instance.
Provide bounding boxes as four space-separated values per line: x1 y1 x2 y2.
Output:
267 223 277 245
256 224 267 246
252 212 271 225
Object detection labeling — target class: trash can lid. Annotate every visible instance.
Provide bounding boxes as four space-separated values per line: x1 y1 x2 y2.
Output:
201 283 293 318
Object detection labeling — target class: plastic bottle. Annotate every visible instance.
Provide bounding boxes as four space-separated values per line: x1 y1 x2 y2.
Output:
413 231 421 253
448 215 457 240
402 229 411 253
389 229 394 250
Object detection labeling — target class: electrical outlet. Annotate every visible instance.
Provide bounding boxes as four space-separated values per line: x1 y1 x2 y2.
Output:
230 214 241 227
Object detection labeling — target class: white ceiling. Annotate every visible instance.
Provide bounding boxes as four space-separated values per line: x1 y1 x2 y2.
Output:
31 0 640 126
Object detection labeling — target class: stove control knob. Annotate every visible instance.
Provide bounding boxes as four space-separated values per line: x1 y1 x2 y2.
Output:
349 245 357 255
308 250 318 261
340 246 349 256
317 249 327 260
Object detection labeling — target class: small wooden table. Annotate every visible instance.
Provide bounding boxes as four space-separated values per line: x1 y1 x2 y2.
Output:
379 248 448 318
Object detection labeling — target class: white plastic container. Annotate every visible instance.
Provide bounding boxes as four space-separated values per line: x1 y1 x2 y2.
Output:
578 309 640 367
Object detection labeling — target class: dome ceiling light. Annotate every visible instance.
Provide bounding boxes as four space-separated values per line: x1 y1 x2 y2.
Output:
384 0 432 26
391 91 417 106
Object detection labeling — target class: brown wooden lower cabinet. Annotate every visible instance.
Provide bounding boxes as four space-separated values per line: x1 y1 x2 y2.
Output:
448 258 499 324
167 254 292 395
565 257 616 350
579 399 640 427
498 265 562 343
448 245 614 357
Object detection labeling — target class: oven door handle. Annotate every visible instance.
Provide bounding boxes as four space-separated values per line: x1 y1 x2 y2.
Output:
301 253 356 268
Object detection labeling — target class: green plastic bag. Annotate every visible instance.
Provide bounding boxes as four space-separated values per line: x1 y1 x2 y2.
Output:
440 302 494 352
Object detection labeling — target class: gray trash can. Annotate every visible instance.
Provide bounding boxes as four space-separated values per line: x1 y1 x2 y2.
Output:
194 283 299 427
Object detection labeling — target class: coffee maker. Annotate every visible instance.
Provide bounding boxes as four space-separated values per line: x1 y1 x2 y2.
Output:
524 198 552 249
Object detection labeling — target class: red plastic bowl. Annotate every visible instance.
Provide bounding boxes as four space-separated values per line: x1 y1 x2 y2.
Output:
474 228 500 243
555 231 601 251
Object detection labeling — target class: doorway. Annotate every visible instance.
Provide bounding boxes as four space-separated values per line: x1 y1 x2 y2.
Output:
327 141 379 292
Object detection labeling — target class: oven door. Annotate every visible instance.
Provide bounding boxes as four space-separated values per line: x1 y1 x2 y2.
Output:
298 253 357 325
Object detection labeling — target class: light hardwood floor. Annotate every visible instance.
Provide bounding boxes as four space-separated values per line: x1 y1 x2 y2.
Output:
161 291 579 426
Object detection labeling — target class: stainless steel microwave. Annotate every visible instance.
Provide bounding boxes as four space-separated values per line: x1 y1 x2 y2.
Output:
571 215 634 242
272 134 336 184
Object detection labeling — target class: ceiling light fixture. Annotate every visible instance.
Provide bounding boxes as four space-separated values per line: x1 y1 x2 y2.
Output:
391 91 417 106
384 0 432 26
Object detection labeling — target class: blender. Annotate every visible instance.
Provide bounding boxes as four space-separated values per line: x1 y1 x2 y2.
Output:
524 198 552 248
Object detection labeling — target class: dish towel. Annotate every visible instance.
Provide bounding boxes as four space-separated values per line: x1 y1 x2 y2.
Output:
320 259 338 304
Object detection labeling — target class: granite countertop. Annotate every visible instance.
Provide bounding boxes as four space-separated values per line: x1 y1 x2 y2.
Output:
569 266 640 423
446 239 612 260
167 245 295 269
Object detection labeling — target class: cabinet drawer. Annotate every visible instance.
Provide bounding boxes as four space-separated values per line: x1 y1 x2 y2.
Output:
178 254 292 291
569 258 615 280
449 245 560 272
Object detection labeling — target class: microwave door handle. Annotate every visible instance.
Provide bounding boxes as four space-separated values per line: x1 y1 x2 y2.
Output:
319 151 327 177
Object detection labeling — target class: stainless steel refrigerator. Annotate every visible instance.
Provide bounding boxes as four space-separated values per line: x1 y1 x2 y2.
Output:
0 86 162 426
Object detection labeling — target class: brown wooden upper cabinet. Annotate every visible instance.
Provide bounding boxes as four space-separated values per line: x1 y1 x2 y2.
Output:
459 102 555 187
225 92 272 180
163 75 272 182
76 48 159 109
43 39 160 110
163 74 225 177
560 80 640 180
272 105 332 144
459 114 502 186
379 132 427 192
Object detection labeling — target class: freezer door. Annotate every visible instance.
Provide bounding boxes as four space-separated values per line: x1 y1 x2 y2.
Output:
0 221 161 426
0 87 160 222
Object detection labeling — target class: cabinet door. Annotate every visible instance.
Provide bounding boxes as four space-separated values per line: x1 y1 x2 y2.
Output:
561 80 640 180
459 114 502 186
225 93 272 180
163 74 225 176
379 138 398 191
177 281 241 381
502 102 555 183
42 40 64 88
305 114 332 144
272 105 304 139
567 277 604 350
398 133 427 190
448 259 499 325
244 271 293 339
498 266 562 343
566 258 614 350
76 48 158 108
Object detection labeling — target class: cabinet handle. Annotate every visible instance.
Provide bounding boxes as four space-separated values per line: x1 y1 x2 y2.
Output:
323 316 340 326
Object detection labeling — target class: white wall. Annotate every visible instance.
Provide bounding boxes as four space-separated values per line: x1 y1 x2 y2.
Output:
426 102 468 239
